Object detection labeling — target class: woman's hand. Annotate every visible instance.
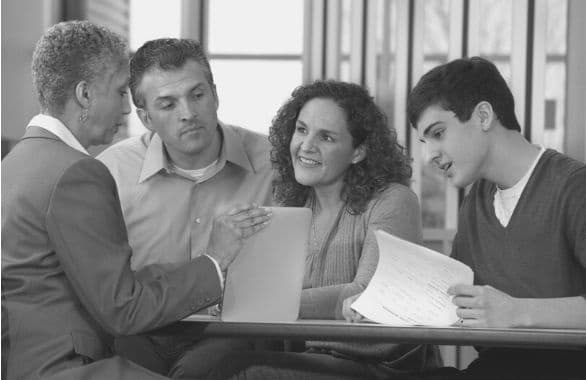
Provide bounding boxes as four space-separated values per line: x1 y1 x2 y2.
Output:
342 293 366 323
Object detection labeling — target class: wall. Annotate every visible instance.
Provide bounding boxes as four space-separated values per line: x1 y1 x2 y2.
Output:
565 0 586 162
1 0 45 142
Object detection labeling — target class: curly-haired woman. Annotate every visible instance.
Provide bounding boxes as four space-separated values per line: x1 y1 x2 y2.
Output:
271 80 418 322
210 80 441 380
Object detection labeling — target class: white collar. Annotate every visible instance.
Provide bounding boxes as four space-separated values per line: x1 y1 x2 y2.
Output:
27 114 89 155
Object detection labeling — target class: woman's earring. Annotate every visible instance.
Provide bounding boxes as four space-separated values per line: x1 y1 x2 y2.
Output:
79 109 88 124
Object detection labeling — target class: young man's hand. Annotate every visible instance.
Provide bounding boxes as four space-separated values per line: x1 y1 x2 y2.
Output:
448 284 525 327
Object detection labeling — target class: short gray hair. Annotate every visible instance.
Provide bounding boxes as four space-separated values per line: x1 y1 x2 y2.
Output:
31 20 128 115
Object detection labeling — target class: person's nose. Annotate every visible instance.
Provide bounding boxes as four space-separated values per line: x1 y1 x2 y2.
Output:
178 98 196 121
424 141 441 166
299 133 317 152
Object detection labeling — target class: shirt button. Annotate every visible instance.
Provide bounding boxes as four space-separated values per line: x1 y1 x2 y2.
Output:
195 218 201 224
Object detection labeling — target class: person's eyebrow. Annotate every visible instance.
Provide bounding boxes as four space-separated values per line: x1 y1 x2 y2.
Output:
295 119 340 136
154 95 174 103
422 121 443 138
189 83 206 92
155 83 207 103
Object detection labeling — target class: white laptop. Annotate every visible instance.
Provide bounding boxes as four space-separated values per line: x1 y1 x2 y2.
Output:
221 207 311 323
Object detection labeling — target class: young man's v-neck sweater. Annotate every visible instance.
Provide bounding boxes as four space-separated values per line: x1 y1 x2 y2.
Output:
453 149 586 299
452 149 586 373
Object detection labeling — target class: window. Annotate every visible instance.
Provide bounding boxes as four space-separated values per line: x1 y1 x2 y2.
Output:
543 0 567 152
208 0 304 135
127 0 183 137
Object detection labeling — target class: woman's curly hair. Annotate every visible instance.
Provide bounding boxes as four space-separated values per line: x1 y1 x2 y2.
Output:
270 80 412 215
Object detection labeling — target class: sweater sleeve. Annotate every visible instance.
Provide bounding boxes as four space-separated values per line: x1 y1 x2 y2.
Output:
564 167 586 269
564 166 586 299
300 185 423 319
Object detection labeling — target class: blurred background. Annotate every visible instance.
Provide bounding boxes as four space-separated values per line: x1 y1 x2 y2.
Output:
2 0 586 367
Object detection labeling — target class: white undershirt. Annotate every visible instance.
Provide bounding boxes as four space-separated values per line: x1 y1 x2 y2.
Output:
493 146 545 227
169 159 218 181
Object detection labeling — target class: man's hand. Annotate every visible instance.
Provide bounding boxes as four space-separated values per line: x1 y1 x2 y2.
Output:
342 293 365 323
207 204 272 271
448 284 524 327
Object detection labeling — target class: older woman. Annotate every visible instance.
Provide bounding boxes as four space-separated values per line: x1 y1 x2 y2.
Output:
1 21 269 380
209 80 440 380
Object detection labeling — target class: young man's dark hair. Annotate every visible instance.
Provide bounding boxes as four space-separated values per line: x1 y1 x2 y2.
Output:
407 56 521 132
405 56 586 380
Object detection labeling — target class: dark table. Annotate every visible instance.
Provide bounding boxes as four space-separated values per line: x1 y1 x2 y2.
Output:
182 315 586 349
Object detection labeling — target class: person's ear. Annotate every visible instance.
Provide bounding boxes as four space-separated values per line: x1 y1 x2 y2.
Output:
212 83 219 111
475 101 494 131
74 80 91 109
351 144 366 164
136 107 153 131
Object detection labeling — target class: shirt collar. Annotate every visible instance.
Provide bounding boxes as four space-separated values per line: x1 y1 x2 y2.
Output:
26 114 89 155
139 132 167 183
221 122 254 172
139 121 254 183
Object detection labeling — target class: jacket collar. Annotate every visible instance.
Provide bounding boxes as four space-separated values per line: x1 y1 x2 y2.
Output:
22 125 61 141
25 114 89 155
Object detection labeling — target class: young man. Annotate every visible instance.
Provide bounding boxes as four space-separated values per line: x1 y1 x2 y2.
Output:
408 56 586 379
97 38 275 378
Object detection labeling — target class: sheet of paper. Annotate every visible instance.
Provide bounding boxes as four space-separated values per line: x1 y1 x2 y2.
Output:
221 207 311 323
351 230 473 326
